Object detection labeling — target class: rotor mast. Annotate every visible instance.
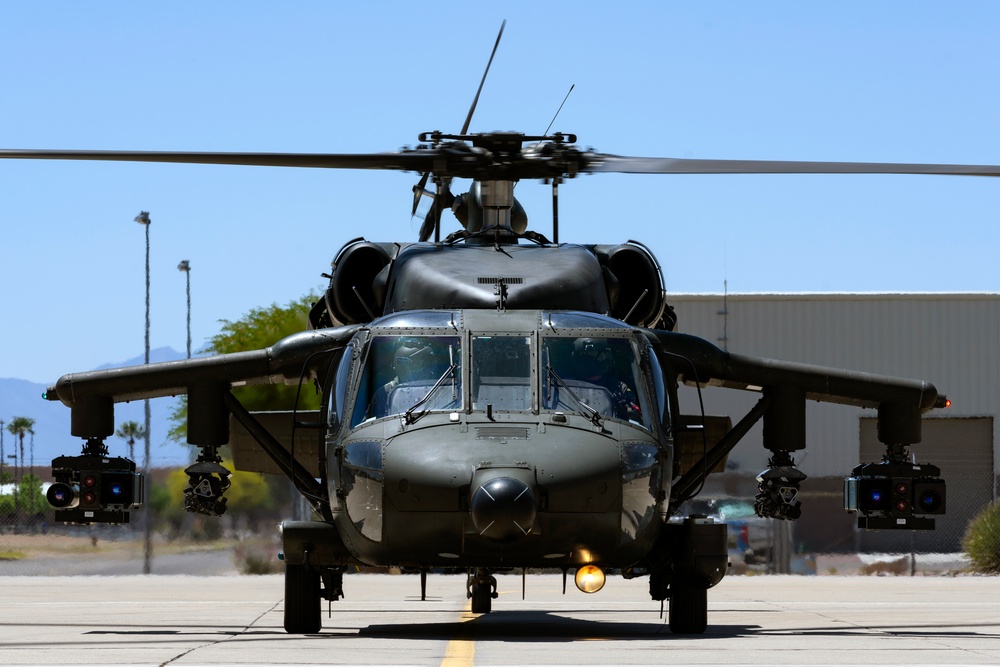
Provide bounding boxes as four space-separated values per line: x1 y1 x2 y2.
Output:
479 179 515 236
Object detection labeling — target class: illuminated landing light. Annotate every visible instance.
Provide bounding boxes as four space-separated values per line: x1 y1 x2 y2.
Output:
574 565 606 594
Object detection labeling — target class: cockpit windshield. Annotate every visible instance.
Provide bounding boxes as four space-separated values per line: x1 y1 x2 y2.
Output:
541 337 647 426
351 335 462 427
472 335 532 411
346 328 653 431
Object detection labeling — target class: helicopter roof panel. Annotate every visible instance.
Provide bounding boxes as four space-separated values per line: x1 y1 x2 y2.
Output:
367 309 462 332
367 308 636 335
542 311 633 332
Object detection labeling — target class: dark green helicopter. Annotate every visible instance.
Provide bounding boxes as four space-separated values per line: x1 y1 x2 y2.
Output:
2 25 990 636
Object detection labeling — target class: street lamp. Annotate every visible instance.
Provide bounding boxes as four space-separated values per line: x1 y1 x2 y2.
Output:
177 260 191 359
134 210 152 575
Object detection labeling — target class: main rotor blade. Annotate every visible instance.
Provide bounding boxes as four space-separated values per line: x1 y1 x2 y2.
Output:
584 154 1000 177
460 20 505 136
0 148 446 172
8 146 1000 181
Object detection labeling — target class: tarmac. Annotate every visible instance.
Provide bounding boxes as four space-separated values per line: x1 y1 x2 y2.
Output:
1 572 998 666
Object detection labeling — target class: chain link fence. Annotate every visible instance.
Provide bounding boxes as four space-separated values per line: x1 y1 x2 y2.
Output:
3 472 993 577
0 466 306 576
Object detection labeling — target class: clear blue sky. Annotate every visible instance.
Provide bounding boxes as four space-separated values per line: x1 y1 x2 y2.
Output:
2 2 999 383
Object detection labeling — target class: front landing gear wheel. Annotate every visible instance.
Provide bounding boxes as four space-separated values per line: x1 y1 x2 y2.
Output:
284 563 321 634
668 580 707 634
467 569 498 614
471 582 492 613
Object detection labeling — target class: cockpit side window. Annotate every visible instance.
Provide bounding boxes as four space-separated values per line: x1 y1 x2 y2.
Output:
328 343 355 436
350 335 462 427
645 344 669 436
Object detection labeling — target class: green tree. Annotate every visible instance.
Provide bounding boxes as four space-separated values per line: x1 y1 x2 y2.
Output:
115 420 146 461
168 294 320 441
16 474 47 521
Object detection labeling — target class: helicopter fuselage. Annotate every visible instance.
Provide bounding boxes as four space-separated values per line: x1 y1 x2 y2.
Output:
323 308 671 570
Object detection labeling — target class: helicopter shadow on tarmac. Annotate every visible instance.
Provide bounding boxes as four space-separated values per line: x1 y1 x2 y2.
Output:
356 609 756 641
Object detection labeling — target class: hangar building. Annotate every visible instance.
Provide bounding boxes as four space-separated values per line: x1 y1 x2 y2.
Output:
669 293 999 554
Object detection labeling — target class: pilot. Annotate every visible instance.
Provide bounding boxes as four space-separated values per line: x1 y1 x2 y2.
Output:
395 338 449 381
572 337 640 421
371 338 449 417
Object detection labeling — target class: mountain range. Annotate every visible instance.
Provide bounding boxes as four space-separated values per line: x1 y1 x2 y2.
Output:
1 347 194 469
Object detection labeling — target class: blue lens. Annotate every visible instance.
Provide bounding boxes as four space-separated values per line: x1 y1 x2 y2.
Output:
919 491 941 511
109 483 124 496
869 489 883 503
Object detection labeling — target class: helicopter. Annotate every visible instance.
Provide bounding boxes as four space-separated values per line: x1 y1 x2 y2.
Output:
1 24 989 636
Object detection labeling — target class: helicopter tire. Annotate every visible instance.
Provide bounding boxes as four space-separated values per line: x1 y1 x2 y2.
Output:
284 563 321 634
470 582 492 614
668 579 708 634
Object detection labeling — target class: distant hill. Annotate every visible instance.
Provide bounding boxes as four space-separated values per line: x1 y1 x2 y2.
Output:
1 347 195 468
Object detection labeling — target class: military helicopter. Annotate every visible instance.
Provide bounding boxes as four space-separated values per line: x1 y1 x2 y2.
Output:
1 24 990 636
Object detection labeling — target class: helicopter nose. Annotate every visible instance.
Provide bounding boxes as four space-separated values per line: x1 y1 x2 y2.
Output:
470 476 536 543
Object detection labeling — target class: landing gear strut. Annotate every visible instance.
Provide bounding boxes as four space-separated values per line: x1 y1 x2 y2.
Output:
467 568 498 614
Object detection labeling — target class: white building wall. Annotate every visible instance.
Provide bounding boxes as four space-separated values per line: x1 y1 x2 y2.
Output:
667 293 1000 481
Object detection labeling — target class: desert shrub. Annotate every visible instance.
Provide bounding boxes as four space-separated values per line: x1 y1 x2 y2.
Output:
860 557 910 576
235 545 280 574
963 500 1000 574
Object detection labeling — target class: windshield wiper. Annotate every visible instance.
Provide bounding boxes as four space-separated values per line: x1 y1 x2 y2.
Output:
544 363 605 429
403 363 458 425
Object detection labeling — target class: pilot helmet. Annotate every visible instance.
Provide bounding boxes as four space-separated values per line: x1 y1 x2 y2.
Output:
394 337 445 380
573 337 612 378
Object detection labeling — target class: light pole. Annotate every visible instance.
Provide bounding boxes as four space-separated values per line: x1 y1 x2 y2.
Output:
134 210 153 575
178 260 191 359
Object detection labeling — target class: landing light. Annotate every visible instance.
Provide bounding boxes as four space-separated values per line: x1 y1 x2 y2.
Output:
574 565 606 594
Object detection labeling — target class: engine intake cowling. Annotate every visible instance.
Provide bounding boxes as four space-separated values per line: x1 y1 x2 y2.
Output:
594 243 666 327
325 240 393 324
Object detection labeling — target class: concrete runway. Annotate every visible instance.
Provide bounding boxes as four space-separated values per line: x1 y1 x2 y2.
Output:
1 573 998 666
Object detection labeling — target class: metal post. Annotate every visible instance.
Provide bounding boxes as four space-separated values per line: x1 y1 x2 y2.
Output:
135 211 153 574
178 260 191 359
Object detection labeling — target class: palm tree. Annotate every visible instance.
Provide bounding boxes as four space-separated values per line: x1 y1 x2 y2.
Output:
115 421 146 462
0 419 6 485
6 417 34 532
7 417 35 484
